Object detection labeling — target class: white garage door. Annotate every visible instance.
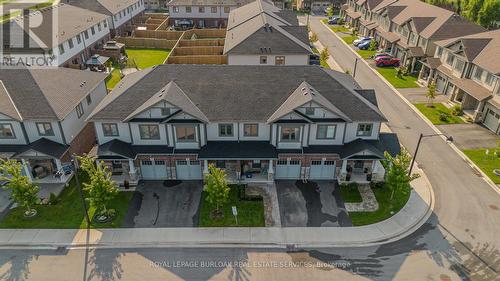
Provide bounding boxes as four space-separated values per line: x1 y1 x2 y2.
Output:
176 160 202 180
435 75 445 93
483 109 499 134
275 160 301 179
140 160 168 180
309 160 336 180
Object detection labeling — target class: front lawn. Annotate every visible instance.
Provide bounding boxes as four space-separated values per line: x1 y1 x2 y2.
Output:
463 149 500 184
321 19 351 33
198 185 265 227
342 35 357 45
414 103 465 125
125 48 170 69
105 68 122 90
348 184 411 226
340 184 363 203
0 175 133 229
375 67 419 88
357 49 376 59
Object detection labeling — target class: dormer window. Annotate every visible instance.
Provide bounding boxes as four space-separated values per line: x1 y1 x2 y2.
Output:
305 107 315 115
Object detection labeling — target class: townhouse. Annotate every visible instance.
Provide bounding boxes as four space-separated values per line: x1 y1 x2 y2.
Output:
341 0 484 72
418 30 500 135
0 68 108 184
4 3 111 68
224 0 311 65
87 64 400 185
296 0 340 12
166 0 253 28
67 0 145 36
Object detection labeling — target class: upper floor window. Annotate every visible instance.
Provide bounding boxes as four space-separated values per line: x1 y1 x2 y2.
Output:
97 23 102 32
305 107 315 115
76 34 82 44
275 56 285 65
186 6 192 12
76 103 84 118
102 123 119 137
173 7 179 12
176 126 196 142
357 123 373 136
84 30 89 39
436 46 443 58
91 26 95 35
139 124 160 139
114 15 117 21
58 44 65 54
281 126 300 142
68 38 74 49
243 124 258 137
317 124 336 139
86 94 92 105
474 67 483 80
446 52 455 66
103 20 107 28
161 108 171 115
260 56 267 64
485 72 494 86
0 123 15 138
211 7 217 13
454 59 464 72
224 6 230 13
36 122 54 136
219 124 233 137
199 6 205 13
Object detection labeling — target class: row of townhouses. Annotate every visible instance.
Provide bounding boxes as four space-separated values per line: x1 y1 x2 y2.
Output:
341 0 499 135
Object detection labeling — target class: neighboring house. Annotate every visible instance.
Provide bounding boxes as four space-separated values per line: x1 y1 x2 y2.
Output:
297 0 339 12
87 64 400 185
341 0 485 72
165 0 253 28
224 0 311 65
418 30 500 135
145 0 167 10
0 68 108 184
66 0 145 37
4 3 111 68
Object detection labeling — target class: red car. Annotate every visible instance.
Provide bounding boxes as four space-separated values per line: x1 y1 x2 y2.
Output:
375 56 400 67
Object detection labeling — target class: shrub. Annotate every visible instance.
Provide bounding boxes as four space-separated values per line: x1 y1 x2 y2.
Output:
337 18 344 25
48 192 58 205
451 104 463 116
309 32 318 43
439 112 449 122
370 181 385 189
368 39 377 51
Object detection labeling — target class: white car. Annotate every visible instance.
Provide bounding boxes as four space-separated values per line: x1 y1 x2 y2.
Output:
353 36 372 46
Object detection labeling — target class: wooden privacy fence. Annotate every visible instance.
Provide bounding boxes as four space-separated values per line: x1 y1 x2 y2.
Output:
116 37 177 49
172 46 224 56
167 55 228 64
182 29 226 39
134 29 184 40
178 39 225 47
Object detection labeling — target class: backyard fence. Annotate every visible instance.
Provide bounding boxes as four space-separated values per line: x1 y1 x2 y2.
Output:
171 46 224 56
167 55 228 64
116 37 177 49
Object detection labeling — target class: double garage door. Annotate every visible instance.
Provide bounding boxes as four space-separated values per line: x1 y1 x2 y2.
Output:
140 160 202 180
309 160 336 180
483 108 500 134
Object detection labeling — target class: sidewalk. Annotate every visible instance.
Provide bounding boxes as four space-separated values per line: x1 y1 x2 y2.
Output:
311 40 343 72
0 170 432 249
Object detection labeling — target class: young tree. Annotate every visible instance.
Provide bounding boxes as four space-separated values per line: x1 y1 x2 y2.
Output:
426 81 437 107
320 47 330 63
77 155 118 218
309 32 318 43
204 164 230 217
381 148 420 201
368 39 377 51
0 159 40 217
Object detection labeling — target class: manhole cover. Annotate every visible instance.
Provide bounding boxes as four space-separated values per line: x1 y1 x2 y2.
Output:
440 274 451 281
489 204 498 210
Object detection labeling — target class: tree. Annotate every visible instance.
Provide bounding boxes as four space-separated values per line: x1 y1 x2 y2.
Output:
309 32 318 43
477 0 500 29
368 39 377 51
320 47 330 63
426 81 437 106
77 155 118 218
204 164 230 217
381 148 420 201
0 159 40 217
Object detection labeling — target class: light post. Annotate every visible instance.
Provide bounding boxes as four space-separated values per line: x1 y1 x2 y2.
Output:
353 57 359 78
409 133 453 176
72 155 91 226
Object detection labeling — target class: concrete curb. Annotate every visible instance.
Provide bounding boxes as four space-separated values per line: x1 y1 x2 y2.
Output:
320 20 500 196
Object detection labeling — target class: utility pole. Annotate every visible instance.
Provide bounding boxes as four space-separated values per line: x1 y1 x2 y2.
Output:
353 57 358 78
72 155 91 226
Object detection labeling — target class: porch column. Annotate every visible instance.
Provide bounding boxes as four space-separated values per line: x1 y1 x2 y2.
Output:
203 159 209 174
473 100 485 122
128 159 137 180
21 159 32 182
339 159 348 181
55 159 63 172
268 159 274 181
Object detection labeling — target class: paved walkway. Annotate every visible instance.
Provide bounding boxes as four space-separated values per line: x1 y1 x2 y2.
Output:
0 170 432 248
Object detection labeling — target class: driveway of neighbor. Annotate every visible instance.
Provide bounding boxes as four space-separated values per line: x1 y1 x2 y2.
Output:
436 123 498 150
275 180 352 227
398 87 448 104
123 180 203 228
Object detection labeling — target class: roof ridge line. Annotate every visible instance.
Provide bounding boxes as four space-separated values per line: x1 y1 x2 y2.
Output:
26 69 59 120
0 80 23 121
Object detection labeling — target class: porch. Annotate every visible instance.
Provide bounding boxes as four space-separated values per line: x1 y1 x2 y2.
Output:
101 159 139 187
205 159 274 184
337 159 386 184
20 158 73 185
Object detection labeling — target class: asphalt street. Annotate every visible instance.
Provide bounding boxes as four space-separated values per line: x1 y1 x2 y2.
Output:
0 16 499 281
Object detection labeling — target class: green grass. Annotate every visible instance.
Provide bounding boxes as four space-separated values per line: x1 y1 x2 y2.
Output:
357 49 376 59
125 48 170 69
342 35 357 45
322 19 351 33
340 185 363 203
1 0 54 23
348 184 411 226
414 103 465 125
375 67 419 88
312 47 319 54
320 59 330 68
105 68 122 90
0 174 133 229
463 149 500 184
198 185 265 227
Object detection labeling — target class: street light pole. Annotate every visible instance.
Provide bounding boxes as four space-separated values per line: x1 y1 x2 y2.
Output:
72 155 91 226
408 133 453 176
353 57 359 78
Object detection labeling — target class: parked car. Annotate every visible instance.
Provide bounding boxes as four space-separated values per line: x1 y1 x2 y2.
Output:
353 36 372 46
328 16 340 25
309 54 320 65
375 56 400 67
373 52 392 59
358 40 376 50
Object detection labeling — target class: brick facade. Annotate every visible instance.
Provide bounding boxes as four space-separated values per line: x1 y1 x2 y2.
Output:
61 122 97 162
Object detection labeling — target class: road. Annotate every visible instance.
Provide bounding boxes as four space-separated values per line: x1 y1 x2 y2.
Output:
0 16 499 281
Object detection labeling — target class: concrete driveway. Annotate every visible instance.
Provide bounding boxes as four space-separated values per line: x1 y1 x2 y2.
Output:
275 180 352 227
436 123 498 150
123 180 203 227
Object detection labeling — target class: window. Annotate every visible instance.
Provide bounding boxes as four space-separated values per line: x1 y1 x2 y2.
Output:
186 6 191 12
453 59 464 72
76 34 81 44
173 6 179 12
36 122 54 136
76 103 84 118
86 94 92 105
446 52 455 66
84 30 89 39
91 26 95 35
0 124 15 138
114 15 117 21
357 123 373 136
243 124 258 137
103 20 107 28
199 6 205 13
260 56 267 64
97 23 102 32
474 67 483 80
67 38 74 49
176 126 196 142
219 124 233 137
102 123 119 137
215 160 225 168
317 125 336 139
281 126 300 142
305 107 315 115
139 124 160 139
485 72 494 86
275 56 285 65
161 108 171 115
58 44 65 54
211 6 217 13
224 6 230 13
